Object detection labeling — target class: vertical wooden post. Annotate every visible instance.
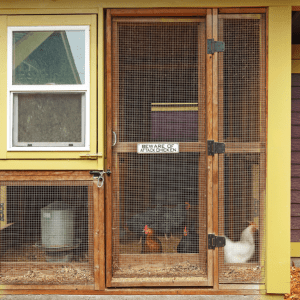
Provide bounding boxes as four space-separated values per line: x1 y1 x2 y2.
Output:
206 9 214 287
212 8 219 290
105 8 113 287
98 178 106 290
93 179 100 290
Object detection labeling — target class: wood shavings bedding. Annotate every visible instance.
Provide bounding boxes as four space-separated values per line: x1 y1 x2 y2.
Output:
113 261 206 278
285 266 300 299
220 266 262 283
0 265 93 285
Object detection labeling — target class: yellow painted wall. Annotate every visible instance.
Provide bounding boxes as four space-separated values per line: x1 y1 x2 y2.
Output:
266 5 291 294
0 16 7 160
0 14 100 169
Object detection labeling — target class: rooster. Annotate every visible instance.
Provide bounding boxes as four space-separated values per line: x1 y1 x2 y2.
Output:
224 222 258 263
141 225 162 254
177 225 199 253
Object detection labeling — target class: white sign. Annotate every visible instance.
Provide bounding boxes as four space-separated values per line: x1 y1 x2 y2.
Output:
137 143 179 154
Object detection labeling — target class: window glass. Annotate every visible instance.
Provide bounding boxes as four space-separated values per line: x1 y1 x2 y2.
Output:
13 30 85 85
13 93 84 146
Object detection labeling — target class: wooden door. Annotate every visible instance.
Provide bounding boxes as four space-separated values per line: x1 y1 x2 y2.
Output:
106 9 213 287
216 12 267 285
106 8 267 288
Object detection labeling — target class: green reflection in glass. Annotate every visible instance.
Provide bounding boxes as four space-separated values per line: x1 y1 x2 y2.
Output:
13 31 85 85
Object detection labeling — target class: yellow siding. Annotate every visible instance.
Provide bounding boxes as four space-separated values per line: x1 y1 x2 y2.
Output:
266 6 291 294
2 15 99 166
0 160 98 170
0 16 7 159
291 242 300 256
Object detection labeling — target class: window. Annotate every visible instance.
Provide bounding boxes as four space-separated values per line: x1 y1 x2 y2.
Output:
7 26 90 151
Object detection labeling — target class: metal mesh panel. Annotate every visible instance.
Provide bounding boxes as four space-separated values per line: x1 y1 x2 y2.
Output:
0 181 94 285
112 19 207 283
218 15 266 283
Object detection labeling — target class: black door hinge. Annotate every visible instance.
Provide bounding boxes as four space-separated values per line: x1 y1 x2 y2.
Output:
207 140 225 156
208 234 226 250
0 203 4 222
207 39 225 54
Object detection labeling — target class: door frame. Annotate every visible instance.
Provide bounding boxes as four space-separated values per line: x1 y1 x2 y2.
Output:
105 7 267 289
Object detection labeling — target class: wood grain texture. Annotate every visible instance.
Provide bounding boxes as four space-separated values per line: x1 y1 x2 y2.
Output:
110 8 207 17
212 7 219 290
291 230 300 242
218 8 266 14
292 126 300 138
98 177 106 290
291 217 300 229
93 180 100 290
292 152 300 164
292 165 300 177
292 178 300 190
292 113 300 125
292 191 300 203
292 100 300 111
105 8 113 288
291 204 300 216
292 138 300 150
292 87 300 99
292 74 300 86
206 9 214 287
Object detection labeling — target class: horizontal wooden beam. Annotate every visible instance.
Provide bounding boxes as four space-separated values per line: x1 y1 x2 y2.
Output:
110 8 207 17
219 8 266 14
0 170 94 181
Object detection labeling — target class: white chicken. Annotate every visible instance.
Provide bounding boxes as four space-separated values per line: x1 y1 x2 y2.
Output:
224 222 258 263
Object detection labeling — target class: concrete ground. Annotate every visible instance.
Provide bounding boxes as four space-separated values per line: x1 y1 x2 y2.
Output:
0 295 281 300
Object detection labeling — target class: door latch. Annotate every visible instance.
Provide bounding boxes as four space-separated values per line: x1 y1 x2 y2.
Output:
90 170 111 188
207 140 225 156
208 234 226 250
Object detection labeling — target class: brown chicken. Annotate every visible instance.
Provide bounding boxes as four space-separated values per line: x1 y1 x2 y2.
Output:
141 225 162 254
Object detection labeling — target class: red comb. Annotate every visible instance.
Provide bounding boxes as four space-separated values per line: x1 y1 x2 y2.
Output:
184 226 188 236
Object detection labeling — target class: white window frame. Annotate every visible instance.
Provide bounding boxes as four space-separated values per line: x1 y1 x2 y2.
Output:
7 26 90 151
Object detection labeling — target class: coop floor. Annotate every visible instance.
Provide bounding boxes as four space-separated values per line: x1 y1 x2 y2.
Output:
0 244 93 285
112 235 207 279
220 265 263 283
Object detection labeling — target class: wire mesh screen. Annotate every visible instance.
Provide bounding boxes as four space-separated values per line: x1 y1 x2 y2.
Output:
112 19 207 283
0 181 94 285
218 15 266 283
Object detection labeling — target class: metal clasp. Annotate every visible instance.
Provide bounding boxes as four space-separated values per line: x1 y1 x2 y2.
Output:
90 170 111 188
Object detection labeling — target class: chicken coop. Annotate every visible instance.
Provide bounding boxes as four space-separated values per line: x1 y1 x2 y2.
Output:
0 2 292 298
